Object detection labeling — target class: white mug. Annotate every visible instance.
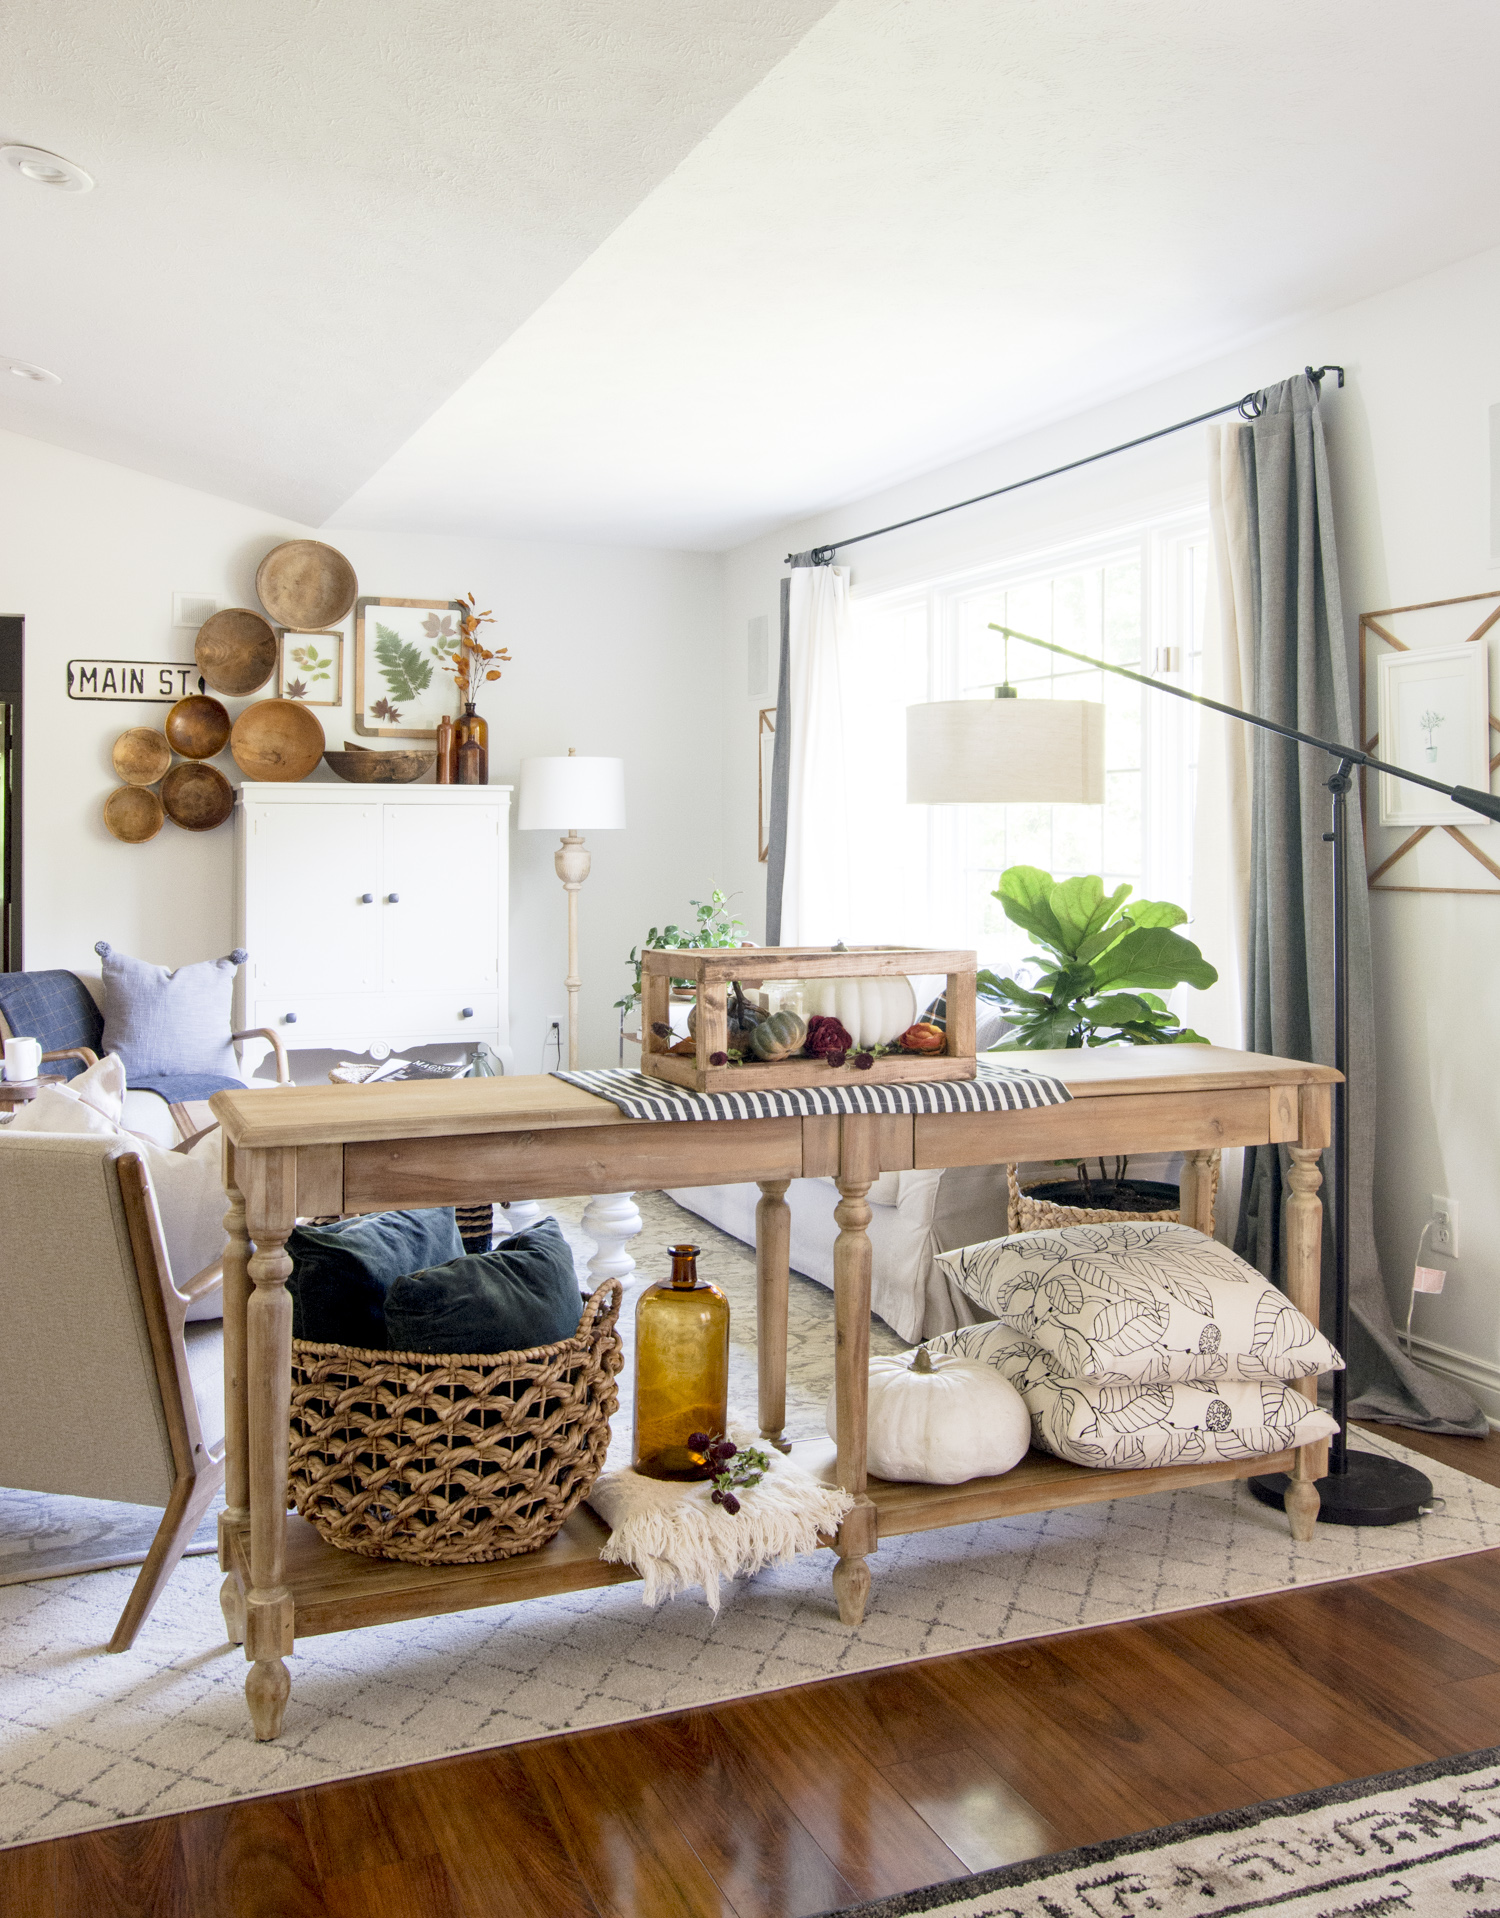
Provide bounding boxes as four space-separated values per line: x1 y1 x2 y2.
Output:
3 1036 43 1082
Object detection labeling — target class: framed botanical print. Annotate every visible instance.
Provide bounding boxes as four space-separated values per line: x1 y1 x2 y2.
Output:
758 706 776 861
276 630 343 707
1375 642 1491 828
352 596 463 738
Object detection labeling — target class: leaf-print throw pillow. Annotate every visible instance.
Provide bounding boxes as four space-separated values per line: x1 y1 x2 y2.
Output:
934 1222 1343 1386
925 1320 1337 1471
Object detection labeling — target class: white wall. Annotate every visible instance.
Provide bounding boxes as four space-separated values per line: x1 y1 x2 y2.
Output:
721 240 1500 1416
0 429 725 1073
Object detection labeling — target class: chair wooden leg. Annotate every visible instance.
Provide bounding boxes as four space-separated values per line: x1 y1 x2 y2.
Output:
106 1463 224 1653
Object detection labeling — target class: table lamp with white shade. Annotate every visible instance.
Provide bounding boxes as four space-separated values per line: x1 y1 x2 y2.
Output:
518 750 626 1069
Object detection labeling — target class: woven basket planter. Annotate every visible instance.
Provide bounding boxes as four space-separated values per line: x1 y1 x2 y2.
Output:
1007 1157 1221 1234
288 1278 623 1566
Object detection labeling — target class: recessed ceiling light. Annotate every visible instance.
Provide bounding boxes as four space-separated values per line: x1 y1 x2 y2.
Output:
4 359 61 385
1 145 93 192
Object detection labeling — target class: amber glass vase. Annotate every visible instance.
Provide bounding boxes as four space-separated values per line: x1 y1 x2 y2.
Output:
632 1244 729 1480
454 701 488 784
434 713 456 784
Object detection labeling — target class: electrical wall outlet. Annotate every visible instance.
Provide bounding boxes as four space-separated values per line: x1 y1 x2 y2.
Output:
1431 1195 1459 1258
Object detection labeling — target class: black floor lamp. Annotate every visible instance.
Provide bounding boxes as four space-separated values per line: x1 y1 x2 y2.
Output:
990 623 1500 1527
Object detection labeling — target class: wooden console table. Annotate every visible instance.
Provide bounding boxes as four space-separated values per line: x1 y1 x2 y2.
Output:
210 1044 1337 1741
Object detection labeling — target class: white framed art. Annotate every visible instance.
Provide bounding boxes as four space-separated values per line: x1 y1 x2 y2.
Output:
1375 642 1491 827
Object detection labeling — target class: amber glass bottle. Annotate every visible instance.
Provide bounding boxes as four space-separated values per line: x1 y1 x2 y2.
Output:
632 1244 729 1480
454 701 488 783
434 713 456 784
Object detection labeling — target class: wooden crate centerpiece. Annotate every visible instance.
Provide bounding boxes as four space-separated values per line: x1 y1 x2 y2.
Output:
639 946 977 1094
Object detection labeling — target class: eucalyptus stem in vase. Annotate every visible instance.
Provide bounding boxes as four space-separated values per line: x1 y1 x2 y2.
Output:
443 592 511 785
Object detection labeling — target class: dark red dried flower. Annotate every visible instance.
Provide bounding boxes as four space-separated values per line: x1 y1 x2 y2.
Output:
709 1050 728 1065
804 1014 853 1060
853 1052 874 1070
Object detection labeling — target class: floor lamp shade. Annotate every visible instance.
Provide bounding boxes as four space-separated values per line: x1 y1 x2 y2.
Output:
906 699 1105 804
517 756 626 831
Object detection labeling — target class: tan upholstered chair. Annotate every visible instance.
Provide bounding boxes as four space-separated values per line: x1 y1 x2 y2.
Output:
0 1133 225 1649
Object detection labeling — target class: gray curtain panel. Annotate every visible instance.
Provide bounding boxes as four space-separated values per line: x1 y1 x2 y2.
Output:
1232 375 1484 1435
764 553 819 944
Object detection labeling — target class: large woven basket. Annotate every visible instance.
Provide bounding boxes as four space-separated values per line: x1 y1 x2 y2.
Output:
1007 1157 1221 1234
288 1279 623 1566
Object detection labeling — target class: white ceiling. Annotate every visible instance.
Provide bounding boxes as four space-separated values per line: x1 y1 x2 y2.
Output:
9 0 1500 548
0 0 836 522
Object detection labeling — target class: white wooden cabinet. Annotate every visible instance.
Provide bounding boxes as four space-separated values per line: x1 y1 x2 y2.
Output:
234 783 511 1057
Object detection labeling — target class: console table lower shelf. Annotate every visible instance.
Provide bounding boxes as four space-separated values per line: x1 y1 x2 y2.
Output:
219 1438 1301 1643
210 1047 1336 1739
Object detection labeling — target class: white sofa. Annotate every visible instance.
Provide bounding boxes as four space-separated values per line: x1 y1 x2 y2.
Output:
669 1151 1189 1343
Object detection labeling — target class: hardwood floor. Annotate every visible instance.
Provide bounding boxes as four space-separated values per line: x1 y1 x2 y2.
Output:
9 1424 1499 1917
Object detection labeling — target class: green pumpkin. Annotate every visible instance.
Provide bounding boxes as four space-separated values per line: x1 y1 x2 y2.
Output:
748 1009 808 1061
688 992 765 1046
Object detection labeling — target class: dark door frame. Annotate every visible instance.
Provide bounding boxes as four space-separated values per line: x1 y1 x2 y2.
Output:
0 616 22 971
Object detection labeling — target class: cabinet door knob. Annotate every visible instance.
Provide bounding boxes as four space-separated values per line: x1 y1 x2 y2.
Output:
360 893 373 903
284 1012 298 1024
461 1007 474 1018
387 892 400 903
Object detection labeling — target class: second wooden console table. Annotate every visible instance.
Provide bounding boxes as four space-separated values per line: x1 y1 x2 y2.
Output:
211 1044 1337 1741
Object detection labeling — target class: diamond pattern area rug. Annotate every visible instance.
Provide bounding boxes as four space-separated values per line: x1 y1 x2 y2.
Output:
2 1195 1500 1851
818 1745 1500 1916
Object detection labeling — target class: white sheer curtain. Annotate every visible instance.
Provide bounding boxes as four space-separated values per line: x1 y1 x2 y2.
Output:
779 565 854 945
1191 423 1257 1232
1191 424 1256 1048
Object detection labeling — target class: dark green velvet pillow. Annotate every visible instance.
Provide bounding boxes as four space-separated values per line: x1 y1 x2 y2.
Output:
384 1216 584 1355
288 1208 463 1349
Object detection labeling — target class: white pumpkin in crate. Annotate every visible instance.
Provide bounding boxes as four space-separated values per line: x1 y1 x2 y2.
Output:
827 1348 1031 1484
803 974 916 1048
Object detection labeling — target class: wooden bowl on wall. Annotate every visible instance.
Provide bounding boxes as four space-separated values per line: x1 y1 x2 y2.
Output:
195 608 278 696
255 540 358 630
112 727 172 786
161 761 235 831
324 748 435 784
104 785 165 843
231 698 325 781
166 693 232 759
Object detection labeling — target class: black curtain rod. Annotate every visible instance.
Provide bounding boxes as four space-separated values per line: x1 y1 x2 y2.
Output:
785 365 1345 566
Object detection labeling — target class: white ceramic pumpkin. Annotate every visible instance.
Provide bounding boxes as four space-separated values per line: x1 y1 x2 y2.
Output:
804 974 916 1048
826 1348 1032 1484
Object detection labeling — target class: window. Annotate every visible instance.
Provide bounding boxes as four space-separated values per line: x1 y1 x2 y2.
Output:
845 509 1209 982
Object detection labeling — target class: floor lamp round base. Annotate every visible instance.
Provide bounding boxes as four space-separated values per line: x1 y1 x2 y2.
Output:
1249 1451 1434 1527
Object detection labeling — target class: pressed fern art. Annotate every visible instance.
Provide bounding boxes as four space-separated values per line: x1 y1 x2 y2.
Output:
374 624 433 704
351 596 467 737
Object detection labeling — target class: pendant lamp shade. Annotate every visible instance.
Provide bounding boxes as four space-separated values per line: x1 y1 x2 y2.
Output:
906 698 1105 805
517 755 626 831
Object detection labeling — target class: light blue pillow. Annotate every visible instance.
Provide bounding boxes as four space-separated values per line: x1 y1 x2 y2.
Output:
95 943 246 1079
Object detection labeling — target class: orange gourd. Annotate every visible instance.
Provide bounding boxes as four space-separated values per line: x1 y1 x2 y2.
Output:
898 1022 946 1054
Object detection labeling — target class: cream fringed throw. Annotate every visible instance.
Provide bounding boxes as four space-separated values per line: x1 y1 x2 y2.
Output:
589 1428 854 1611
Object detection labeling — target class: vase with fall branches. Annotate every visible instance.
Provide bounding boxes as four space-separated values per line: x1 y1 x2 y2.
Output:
443 593 511 784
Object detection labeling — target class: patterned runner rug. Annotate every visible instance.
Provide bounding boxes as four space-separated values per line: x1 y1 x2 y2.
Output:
818 1745 1500 1916
2 1193 1497 1852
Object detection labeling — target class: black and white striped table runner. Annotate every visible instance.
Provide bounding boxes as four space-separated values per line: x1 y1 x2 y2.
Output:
552 1057 1071 1123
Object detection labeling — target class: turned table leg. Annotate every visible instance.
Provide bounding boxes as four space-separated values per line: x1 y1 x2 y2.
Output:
581 1191 643 1285
217 1144 250 1646
1179 1148 1217 1238
756 1179 792 1450
831 1116 878 1626
1284 1138 1327 1541
241 1147 298 1739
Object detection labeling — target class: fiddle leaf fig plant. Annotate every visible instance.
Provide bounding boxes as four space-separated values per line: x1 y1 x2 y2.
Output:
983 866 1217 1048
